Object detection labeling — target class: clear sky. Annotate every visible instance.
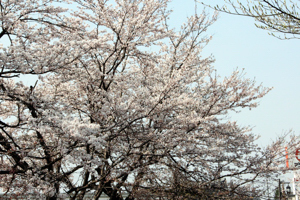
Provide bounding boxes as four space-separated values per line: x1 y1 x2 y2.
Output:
169 0 300 146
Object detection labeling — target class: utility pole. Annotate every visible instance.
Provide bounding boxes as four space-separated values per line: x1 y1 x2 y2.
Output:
279 179 282 200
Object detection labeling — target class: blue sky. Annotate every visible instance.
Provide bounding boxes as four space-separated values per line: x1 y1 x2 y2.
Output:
170 0 300 146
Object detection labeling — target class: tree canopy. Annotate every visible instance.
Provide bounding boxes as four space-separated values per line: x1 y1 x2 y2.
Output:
204 0 300 39
0 0 296 199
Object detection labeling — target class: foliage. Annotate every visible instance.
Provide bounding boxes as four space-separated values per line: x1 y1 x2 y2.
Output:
0 0 295 199
203 0 300 39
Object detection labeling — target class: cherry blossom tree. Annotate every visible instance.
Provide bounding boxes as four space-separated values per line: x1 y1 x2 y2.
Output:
0 0 296 199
